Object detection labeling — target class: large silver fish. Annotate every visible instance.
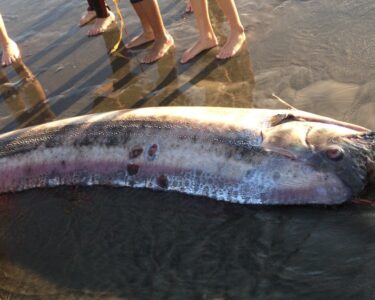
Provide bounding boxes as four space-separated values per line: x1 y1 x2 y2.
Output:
0 107 373 205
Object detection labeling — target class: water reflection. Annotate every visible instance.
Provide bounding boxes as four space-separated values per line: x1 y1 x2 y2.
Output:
80 27 134 113
157 49 254 108
0 60 55 133
0 187 374 299
79 22 254 112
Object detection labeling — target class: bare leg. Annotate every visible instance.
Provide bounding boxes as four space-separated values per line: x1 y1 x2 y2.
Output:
215 0 245 59
180 0 218 64
0 14 20 67
80 0 99 27
88 10 116 36
137 0 174 64
125 2 155 48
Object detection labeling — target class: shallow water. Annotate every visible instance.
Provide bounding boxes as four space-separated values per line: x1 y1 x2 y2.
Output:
0 0 374 298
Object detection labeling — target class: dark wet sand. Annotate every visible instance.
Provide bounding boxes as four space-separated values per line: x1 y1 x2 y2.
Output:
0 0 375 299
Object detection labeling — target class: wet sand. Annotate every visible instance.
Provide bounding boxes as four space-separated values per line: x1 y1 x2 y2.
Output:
0 0 375 299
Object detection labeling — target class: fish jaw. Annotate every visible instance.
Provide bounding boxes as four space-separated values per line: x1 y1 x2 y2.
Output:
238 154 353 205
257 175 352 205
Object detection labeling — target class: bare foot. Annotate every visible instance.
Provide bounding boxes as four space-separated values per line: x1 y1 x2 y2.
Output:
180 36 218 64
87 11 115 37
80 10 96 27
1 39 21 67
216 31 246 60
185 0 193 13
141 33 174 64
125 32 155 49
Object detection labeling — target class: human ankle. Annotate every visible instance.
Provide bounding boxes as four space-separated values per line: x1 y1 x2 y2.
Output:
231 25 245 35
201 33 218 45
155 32 173 43
0 33 9 45
143 30 155 39
3 38 14 47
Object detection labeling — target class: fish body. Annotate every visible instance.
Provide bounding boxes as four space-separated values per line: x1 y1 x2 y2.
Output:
0 107 373 205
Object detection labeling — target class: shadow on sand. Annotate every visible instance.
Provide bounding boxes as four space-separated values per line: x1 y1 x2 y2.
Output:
0 186 374 299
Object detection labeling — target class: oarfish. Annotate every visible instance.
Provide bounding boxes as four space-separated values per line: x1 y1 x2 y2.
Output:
0 107 373 205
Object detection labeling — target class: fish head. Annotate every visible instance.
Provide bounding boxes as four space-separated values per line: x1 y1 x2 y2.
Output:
261 120 375 204
305 125 374 195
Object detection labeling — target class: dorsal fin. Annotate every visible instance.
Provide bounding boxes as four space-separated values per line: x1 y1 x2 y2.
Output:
271 94 297 110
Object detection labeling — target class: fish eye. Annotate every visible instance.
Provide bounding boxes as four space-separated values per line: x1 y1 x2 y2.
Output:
325 146 344 161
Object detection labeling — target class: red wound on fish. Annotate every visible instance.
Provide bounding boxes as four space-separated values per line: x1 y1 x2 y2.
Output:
156 175 168 189
129 147 143 159
368 165 374 176
127 164 139 176
148 144 158 158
